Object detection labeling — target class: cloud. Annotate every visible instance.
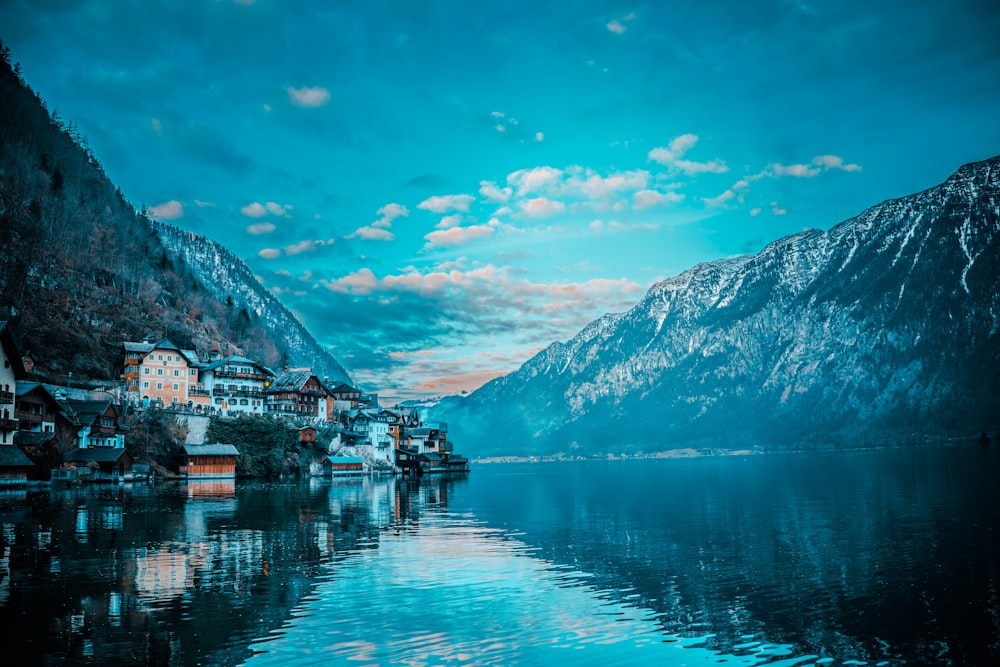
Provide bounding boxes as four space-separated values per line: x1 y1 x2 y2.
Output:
241 202 267 217
423 224 495 249
194 199 215 208
633 189 684 210
750 207 762 217
590 219 660 234
148 200 184 220
287 85 331 107
771 163 821 178
812 154 862 172
242 201 291 217
247 222 276 235
648 134 728 175
769 155 861 178
507 166 564 195
417 194 475 213
771 201 787 215
607 19 627 34
374 203 409 228
703 189 738 207
535 132 544 142
258 248 281 260
570 168 650 200
349 226 396 241
518 197 566 218
436 214 463 229
284 239 335 255
322 267 379 295
480 180 512 203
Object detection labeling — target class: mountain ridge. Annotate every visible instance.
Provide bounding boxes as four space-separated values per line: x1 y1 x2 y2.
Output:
433 155 1000 455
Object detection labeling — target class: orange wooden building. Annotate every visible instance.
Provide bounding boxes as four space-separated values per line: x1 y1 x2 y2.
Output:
179 443 240 479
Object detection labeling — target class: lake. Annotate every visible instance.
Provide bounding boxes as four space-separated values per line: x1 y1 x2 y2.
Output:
1 444 997 666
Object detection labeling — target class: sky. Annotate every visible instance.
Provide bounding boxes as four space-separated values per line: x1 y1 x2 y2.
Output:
3 0 1000 403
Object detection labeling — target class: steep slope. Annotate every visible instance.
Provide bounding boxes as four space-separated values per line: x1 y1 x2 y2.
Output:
437 156 1000 456
153 222 350 384
0 42 351 385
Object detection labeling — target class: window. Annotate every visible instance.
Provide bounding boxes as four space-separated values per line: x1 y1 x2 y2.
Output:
144 368 150 375
156 382 163 390
172 396 178 403
173 369 179 377
240 399 249 405
173 383 179 391
167 355 172 361
190 369 196 376
143 381 149 389
157 354 163 361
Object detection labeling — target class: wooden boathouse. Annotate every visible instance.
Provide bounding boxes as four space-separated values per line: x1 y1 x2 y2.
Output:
179 443 240 479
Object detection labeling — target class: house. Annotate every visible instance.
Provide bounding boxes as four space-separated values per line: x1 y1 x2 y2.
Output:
0 444 35 486
59 400 127 449
327 455 364 476
179 443 240 479
14 381 60 434
63 446 135 482
298 426 317 443
348 409 394 466
122 338 202 410
327 381 362 413
0 321 27 446
198 356 274 417
266 370 331 422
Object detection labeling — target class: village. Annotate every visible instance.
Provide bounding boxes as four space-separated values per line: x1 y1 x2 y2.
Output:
0 322 469 486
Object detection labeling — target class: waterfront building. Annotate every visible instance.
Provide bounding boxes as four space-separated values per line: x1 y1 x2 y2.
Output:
197 356 274 417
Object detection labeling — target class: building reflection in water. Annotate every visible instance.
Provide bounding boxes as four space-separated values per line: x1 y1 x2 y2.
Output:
0 473 469 666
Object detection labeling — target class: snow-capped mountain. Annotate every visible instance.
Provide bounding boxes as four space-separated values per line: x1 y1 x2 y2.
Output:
154 222 352 385
436 156 1000 456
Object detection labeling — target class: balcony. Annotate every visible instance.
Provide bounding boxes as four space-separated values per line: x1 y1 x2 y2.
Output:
15 412 43 426
0 417 18 431
0 390 13 404
189 386 210 397
214 369 269 382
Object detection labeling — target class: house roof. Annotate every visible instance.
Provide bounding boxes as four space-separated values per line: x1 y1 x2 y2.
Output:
61 400 118 426
201 356 275 375
408 428 433 437
327 381 360 394
419 452 443 463
14 431 55 447
329 456 364 465
64 447 131 463
268 369 324 393
0 445 34 467
181 443 241 456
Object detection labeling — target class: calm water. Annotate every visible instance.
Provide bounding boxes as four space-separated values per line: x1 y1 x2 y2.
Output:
1 445 998 666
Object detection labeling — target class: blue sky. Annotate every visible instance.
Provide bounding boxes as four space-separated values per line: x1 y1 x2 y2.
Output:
4 0 1000 403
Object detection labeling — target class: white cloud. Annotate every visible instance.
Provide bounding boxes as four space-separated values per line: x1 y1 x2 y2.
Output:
519 197 566 218
287 85 331 107
750 207 762 217
812 154 861 172
771 201 787 215
479 180 512 203
417 194 475 213
648 133 728 175
423 224 495 248
148 200 184 220
436 214 463 229
284 239 335 255
322 268 379 295
507 166 564 195
572 169 650 199
771 163 821 178
247 222 276 235
373 203 409 228
194 199 214 208
633 189 684 210
535 132 544 142
266 201 292 216
241 202 267 217
703 189 737 207
350 226 396 241
607 19 627 34
258 248 281 259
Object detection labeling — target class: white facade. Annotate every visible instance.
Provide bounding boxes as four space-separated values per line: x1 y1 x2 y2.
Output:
199 356 273 417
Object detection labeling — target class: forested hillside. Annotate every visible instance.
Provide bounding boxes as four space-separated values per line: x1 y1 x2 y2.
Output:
0 41 347 384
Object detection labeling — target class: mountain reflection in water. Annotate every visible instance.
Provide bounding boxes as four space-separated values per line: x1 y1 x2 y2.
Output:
0 444 997 666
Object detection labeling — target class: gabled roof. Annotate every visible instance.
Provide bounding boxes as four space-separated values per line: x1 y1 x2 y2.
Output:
327 381 360 394
61 399 119 426
268 369 320 393
0 321 26 380
0 445 34 467
64 447 131 463
201 356 275 375
14 431 55 447
181 443 240 456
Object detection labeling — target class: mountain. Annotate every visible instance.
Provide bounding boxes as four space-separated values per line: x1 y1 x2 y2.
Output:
0 42 350 386
153 222 350 384
435 156 1000 456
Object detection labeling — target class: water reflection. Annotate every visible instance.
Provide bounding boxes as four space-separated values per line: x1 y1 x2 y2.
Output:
0 447 997 666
